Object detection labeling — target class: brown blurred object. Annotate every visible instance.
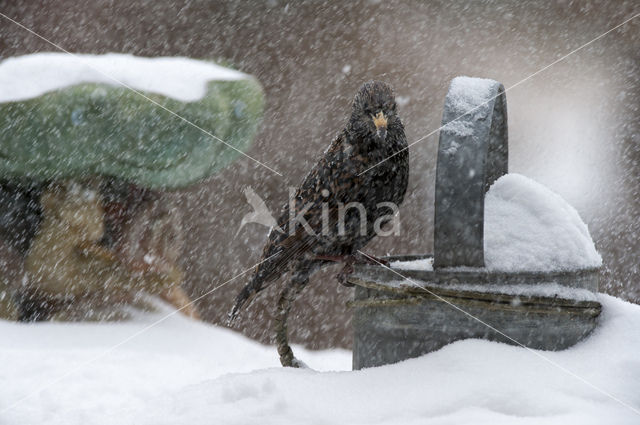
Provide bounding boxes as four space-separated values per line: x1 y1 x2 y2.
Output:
104 181 199 318
19 179 198 320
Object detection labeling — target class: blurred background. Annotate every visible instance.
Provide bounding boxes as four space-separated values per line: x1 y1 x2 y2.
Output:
0 0 638 349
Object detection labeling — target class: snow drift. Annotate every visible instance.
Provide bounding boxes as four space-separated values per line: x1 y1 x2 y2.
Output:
1 295 639 424
484 173 602 271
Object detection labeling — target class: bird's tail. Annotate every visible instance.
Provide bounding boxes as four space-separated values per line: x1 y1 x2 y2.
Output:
226 271 264 325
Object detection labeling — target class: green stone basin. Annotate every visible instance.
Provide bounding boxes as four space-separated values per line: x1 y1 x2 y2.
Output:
0 53 264 189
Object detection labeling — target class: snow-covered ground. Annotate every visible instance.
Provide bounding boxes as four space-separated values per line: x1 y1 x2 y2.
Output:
1 294 639 424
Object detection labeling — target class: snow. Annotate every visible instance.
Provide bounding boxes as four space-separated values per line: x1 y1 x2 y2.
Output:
442 119 475 137
384 279 597 301
390 257 433 271
457 281 597 301
441 76 499 137
0 53 248 103
484 174 602 272
391 173 601 273
447 76 495 114
1 295 639 424
396 95 411 107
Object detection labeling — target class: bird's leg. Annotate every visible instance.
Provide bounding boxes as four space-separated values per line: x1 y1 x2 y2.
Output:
314 253 389 287
310 254 353 287
335 256 356 287
274 274 308 368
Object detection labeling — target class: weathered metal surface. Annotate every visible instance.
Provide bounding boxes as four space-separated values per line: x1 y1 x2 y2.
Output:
351 280 600 369
434 78 508 268
353 255 600 293
349 256 601 369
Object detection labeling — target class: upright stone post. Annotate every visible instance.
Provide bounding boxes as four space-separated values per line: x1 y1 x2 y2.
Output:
434 77 508 268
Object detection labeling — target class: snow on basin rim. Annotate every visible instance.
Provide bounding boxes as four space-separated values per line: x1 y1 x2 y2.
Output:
390 257 434 271
381 280 597 301
484 173 602 272
0 52 248 103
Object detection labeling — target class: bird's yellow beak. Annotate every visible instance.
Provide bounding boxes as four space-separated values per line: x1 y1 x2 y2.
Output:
372 111 388 139
372 111 388 129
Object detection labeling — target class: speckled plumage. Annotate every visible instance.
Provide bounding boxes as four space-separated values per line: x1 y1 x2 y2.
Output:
229 82 409 357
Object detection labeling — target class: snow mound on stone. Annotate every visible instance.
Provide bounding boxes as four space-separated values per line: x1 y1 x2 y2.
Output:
447 76 495 112
390 257 434 271
485 173 602 272
0 52 248 103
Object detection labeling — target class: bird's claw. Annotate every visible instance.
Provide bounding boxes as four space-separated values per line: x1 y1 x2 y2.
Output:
336 262 355 287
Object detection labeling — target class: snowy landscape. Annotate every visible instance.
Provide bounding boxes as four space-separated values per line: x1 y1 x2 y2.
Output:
1 294 639 424
0 2 638 425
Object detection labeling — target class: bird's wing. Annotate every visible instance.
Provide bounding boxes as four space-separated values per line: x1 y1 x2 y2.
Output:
251 133 352 283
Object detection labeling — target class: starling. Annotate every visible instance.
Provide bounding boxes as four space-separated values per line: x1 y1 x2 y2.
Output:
228 81 409 366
